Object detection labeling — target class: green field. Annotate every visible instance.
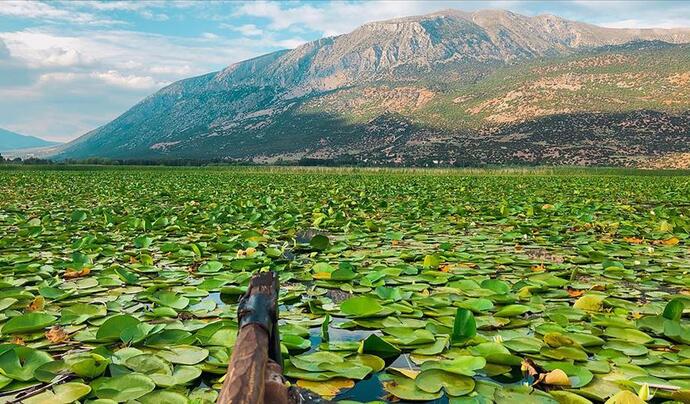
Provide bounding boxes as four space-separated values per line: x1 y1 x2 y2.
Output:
1 166 690 403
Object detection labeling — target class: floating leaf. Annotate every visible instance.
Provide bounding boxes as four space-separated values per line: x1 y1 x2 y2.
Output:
573 295 606 312
604 390 645 404
23 382 91 404
296 378 354 397
64 352 109 378
382 373 443 401
310 235 330 250
199 261 223 273
96 314 141 341
93 373 156 401
360 334 400 359
341 296 383 317
452 308 476 344
157 345 209 365
663 299 685 321
415 369 475 396
421 356 486 377
0 345 53 381
2 312 56 334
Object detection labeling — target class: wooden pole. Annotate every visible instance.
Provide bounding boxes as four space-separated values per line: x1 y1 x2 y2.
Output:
217 271 329 404
218 272 283 404
218 324 269 404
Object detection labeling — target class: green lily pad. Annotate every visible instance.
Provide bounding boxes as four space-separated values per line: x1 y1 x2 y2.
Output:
0 345 53 381
93 373 156 401
2 312 56 334
23 382 91 404
452 308 476 344
382 373 443 401
421 356 486 377
415 369 475 396
341 296 384 317
149 365 202 387
360 334 400 359
96 314 141 341
157 345 209 365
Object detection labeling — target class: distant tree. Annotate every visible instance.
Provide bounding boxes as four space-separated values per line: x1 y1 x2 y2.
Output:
0 153 4 163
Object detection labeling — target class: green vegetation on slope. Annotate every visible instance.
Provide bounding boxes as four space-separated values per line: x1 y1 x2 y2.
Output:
301 42 690 130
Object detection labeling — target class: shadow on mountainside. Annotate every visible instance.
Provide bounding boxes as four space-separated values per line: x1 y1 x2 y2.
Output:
56 108 690 167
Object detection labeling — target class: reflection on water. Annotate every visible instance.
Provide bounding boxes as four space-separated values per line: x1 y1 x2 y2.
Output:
205 291 240 307
302 317 450 403
206 295 456 403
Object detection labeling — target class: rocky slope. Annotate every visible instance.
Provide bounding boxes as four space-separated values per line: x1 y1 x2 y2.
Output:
54 9 690 167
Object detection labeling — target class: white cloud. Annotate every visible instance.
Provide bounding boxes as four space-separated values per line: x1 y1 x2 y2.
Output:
234 0 690 37
90 70 164 89
59 0 199 21
38 72 78 84
65 1 148 12
600 18 690 29
201 32 219 40
233 1 518 36
0 26 308 140
149 65 193 75
140 10 170 21
222 23 264 37
0 39 9 59
0 0 122 25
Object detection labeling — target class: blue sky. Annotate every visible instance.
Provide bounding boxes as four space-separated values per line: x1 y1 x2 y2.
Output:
1 0 689 142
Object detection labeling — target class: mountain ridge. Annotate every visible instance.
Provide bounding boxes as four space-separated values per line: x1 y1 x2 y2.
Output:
54 9 690 167
0 128 60 152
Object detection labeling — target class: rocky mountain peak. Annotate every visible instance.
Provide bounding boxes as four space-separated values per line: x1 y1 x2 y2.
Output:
54 9 690 168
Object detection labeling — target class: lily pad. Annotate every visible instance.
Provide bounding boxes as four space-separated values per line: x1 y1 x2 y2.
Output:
2 312 56 334
415 369 476 396
340 296 384 317
93 372 156 401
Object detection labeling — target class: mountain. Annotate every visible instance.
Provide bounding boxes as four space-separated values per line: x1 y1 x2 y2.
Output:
55 9 690 167
0 128 60 152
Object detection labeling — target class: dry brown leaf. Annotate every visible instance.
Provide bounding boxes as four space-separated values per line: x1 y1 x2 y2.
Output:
624 237 644 244
187 262 200 273
662 237 680 246
11 336 25 345
27 296 45 312
544 369 571 386
45 326 69 343
64 267 91 279
566 288 585 298
296 378 355 398
531 263 545 272
387 367 421 380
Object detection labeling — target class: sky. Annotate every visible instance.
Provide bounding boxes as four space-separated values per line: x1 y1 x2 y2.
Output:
1 0 689 142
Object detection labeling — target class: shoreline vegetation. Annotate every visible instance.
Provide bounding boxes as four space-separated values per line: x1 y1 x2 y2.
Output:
1 163 689 177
